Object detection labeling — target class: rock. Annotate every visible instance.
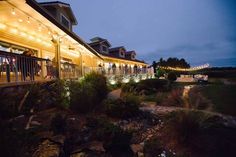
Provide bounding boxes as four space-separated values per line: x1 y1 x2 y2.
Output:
131 144 143 154
38 131 53 139
51 135 66 145
32 139 61 157
138 152 144 157
31 121 41 126
70 152 86 157
88 141 105 152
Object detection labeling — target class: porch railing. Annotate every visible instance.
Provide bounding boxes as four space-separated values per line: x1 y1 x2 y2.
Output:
0 50 81 85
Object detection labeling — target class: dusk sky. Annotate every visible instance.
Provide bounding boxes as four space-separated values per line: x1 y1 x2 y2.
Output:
38 0 236 67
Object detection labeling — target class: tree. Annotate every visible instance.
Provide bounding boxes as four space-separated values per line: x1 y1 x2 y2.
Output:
152 61 158 74
167 71 177 82
155 57 190 68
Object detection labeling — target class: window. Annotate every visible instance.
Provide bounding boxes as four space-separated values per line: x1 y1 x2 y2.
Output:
120 51 125 57
60 14 70 29
0 40 38 56
102 45 108 53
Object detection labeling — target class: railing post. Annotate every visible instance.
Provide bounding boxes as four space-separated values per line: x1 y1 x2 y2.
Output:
6 64 10 82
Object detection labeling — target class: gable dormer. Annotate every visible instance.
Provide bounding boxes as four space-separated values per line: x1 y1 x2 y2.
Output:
39 1 78 31
109 46 126 58
125 51 136 60
89 37 111 54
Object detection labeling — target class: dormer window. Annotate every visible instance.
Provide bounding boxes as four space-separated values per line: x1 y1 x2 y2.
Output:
120 51 125 57
102 45 108 53
60 13 70 29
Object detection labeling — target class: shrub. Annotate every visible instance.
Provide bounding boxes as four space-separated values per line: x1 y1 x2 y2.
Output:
0 120 40 157
69 81 97 113
50 113 67 135
188 87 211 110
69 72 108 113
86 117 133 155
156 92 168 105
104 94 141 119
163 110 236 156
121 81 137 93
0 88 20 119
121 79 169 95
159 88 184 107
83 72 108 103
48 79 70 109
167 71 177 82
144 137 164 157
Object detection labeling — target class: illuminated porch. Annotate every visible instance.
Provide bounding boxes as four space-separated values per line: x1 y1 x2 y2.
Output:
0 0 102 85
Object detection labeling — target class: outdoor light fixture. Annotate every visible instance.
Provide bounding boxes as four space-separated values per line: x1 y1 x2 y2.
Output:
27 17 30 24
0 23 6 29
18 19 23 23
11 8 16 15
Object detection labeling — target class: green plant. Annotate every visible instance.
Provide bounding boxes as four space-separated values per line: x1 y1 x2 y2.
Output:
156 92 168 105
69 81 97 113
83 72 108 103
144 137 163 157
69 72 108 113
188 87 211 110
163 110 236 156
121 79 169 95
87 117 133 155
167 71 177 82
48 79 70 109
50 113 67 135
104 94 141 119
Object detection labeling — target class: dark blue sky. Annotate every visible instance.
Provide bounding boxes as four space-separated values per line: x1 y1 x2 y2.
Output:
38 0 236 67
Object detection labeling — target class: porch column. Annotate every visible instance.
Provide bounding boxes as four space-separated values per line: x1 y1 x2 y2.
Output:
54 39 61 79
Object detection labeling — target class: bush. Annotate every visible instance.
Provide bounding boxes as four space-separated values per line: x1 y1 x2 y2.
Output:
167 71 177 82
157 88 184 107
83 72 108 103
188 87 211 110
69 81 97 113
86 117 133 155
121 81 137 93
104 94 141 119
163 110 236 156
144 137 164 157
50 114 67 135
48 79 70 109
121 79 169 95
69 72 108 113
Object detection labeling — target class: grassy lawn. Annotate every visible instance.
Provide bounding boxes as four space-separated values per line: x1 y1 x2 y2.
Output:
201 84 236 116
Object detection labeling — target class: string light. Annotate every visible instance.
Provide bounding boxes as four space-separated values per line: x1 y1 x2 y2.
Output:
27 17 30 24
11 8 16 15
158 64 210 72
0 23 6 29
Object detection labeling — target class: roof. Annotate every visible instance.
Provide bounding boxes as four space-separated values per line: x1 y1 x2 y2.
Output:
109 46 126 52
26 0 102 59
39 1 78 25
100 53 146 64
126 51 136 55
89 37 111 47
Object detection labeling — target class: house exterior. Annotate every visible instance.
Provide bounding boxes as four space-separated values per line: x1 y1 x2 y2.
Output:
88 37 152 83
0 0 151 85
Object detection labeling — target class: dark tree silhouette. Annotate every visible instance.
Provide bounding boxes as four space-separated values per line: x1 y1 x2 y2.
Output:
156 57 190 68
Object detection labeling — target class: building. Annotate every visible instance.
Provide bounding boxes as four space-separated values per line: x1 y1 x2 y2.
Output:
88 37 152 83
0 0 150 85
0 0 103 85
